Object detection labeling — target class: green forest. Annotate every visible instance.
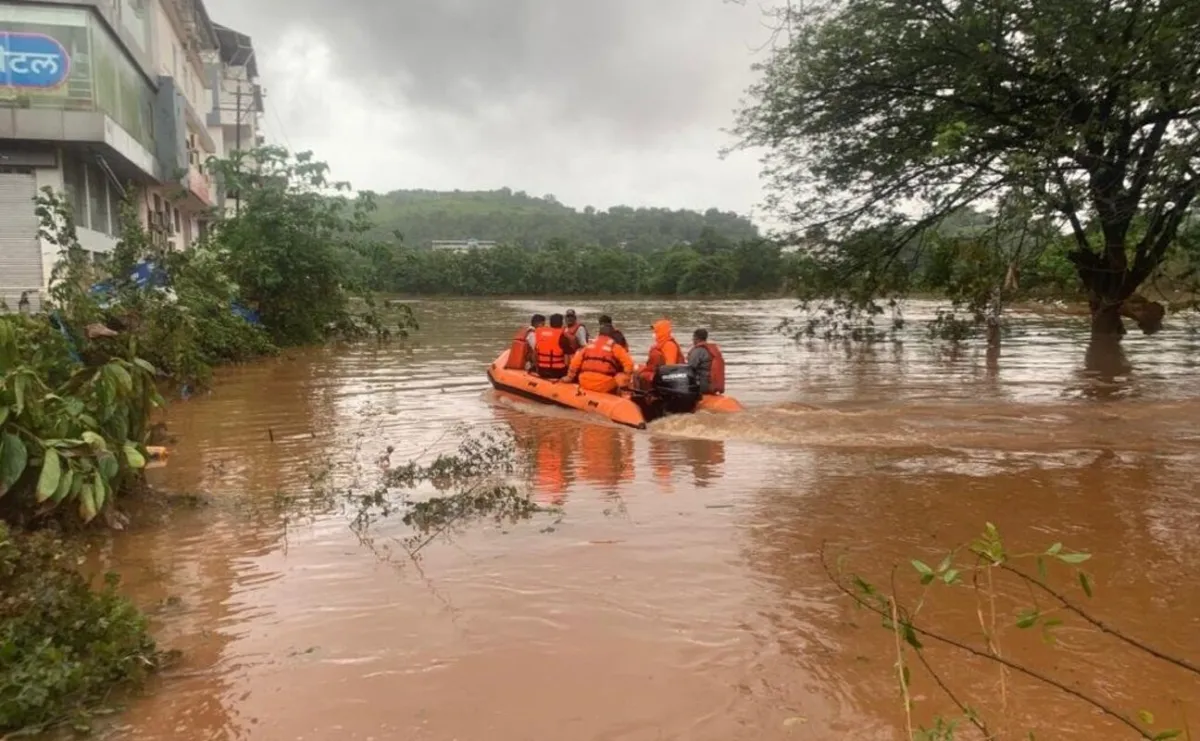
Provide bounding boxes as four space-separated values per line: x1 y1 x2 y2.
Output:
366 188 759 250
344 228 796 297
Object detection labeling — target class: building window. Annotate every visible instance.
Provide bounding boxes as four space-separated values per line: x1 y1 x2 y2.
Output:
86 162 109 236
173 206 181 234
62 153 88 229
107 178 124 237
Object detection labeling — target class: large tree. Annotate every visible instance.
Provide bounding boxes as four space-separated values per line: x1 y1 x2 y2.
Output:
736 0 1200 337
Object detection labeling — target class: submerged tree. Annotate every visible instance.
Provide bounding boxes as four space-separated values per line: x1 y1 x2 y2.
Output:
735 0 1200 338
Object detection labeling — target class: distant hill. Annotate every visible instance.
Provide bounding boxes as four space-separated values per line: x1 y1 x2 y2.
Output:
368 188 760 250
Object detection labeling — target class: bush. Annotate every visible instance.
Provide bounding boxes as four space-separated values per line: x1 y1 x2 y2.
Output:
0 315 158 526
0 522 161 734
210 147 365 345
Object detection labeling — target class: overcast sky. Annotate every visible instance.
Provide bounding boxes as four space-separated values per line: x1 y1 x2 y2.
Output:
203 0 777 224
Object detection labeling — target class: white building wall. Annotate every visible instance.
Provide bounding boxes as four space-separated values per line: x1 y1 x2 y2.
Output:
34 151 122 293
149 0 208 117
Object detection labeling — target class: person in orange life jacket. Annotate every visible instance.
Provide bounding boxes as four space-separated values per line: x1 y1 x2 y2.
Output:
687 328 726 394
560 325 635 394
563 309 588 354
597 314 627 349
636 318 684 389
533 313 573 379
504 313 545 370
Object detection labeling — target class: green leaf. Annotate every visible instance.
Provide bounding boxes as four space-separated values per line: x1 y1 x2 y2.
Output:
0 430 29 494
902 622 922 649
13 373 26 415
852 576 876 595
1151 730 1182 740
107 363 134 394
92 469 107 510
942 568 960 584
52 465 74 503
81 431 107 451
132 357 156 375
1079 571 1094 598
1036 556 1048 581
1138 710 1155 725
1046 542 1063 555
98 452 119 481
123 443 146 469
936 553 953 574
1016 609 1039 629
912 559 933 577
900 664 911 689
0 405 8 426
1057 552 1091 564
78 482 97 522
36 448 62 502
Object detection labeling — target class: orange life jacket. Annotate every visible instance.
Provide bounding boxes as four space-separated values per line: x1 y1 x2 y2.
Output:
506 327 534 370
649 336 683 367
694 341 725 394
535 327 567 370
563 322 587 352
579 336 622 376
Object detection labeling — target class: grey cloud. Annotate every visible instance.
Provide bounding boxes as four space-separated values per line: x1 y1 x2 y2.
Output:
206 0 768 146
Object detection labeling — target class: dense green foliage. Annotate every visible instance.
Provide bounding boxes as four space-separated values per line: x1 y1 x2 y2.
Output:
44 191 278 387
736 0 1200 337
349 228 795 297
212 148 381 346
1 522 161 734
0 315 157 526
366 188 759 250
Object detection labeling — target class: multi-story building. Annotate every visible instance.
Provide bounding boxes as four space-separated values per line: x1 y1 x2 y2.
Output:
207 21 261 213
430 239 499 252
0 0 241 312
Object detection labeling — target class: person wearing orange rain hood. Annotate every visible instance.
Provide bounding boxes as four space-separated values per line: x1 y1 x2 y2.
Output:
636 318 684 389
559 324 634 394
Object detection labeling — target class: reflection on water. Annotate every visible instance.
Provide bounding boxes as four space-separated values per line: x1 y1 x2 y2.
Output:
94 298 1200 740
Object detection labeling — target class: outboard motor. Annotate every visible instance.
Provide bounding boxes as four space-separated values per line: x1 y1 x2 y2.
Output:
652 363 701 415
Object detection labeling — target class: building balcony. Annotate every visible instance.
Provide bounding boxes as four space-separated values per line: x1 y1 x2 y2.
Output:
182 163 214 207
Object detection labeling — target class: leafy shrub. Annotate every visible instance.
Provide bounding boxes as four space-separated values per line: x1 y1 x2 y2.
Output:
0 316 157 525
210 147 366 345
0 522 161 734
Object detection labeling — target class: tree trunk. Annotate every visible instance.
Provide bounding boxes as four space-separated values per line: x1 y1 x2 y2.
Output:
1090 300 1126 337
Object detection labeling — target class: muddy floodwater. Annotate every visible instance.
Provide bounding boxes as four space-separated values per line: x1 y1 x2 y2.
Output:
92 298 1200 740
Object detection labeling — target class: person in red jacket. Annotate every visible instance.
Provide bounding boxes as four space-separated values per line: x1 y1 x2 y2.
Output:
533 313 573 379
505 313 545 370
562 325 635 394
687 328 726 394
636 318 684 389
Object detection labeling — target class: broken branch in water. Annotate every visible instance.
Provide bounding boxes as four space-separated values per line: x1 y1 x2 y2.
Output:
997 561 1200 678
819 542 1164 740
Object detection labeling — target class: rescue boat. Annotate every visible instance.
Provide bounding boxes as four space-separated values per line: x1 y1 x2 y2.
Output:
487 349 743 429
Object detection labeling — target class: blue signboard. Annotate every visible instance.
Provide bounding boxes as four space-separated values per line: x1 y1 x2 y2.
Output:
0 31 70 89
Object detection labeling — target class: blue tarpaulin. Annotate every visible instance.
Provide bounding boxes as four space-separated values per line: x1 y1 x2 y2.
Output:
88 260 261 326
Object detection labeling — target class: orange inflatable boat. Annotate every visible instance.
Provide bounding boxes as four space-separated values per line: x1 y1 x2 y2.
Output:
487 349 743 429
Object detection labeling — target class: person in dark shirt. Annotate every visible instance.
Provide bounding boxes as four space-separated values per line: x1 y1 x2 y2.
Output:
597 314 628 349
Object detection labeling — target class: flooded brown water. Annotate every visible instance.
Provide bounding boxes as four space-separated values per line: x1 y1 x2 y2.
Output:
93 298 1200 740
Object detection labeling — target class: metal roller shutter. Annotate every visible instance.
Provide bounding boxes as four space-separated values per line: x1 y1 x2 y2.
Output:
0 171 42 313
